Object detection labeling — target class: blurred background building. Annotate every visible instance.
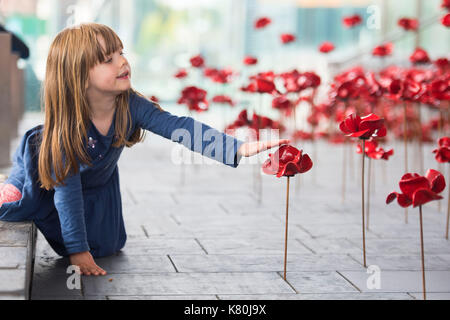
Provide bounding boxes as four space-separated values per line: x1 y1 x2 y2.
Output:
0 0 448 111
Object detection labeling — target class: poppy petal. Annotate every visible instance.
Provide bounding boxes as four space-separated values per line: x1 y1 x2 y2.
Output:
425 169 446 194
412 189 443 207
298 154 313 173
375 126 387 137
386 192 398 204
386 192 412 207
348 129 371 138
399 175 430 198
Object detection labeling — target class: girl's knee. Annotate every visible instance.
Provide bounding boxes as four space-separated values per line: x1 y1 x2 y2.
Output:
0 184 23 207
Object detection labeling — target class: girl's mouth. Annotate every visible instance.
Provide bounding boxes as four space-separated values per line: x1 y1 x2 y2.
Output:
117 71 130 79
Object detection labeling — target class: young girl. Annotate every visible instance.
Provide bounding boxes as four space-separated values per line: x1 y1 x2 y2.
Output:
0 23 289 276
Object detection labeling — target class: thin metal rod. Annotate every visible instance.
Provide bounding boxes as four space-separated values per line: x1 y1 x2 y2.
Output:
419 205 426 300
366 158 372 231
361 139 367 268
446 168 449 240
284 176 290 280
404 103 408 224
342 142 347 203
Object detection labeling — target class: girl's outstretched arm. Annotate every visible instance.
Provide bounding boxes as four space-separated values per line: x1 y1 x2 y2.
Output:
130 93 289 168
237 139 291 157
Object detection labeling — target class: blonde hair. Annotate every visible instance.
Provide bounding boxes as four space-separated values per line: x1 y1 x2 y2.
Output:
38 23 161 190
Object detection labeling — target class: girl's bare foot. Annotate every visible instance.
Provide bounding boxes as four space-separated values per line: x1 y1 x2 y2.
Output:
69 251 107 276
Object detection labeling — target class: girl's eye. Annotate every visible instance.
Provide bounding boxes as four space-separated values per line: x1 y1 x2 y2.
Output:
105 57 112 63
120 52 125 56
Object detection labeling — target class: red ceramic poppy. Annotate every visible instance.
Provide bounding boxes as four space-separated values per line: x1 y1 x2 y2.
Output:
256 78 276 93
398 18 419 31
255 17 271 29
386 169 446 208
212 95 235 106
177 86 209 112
174 69 188 79
319 41 335 53
434 58 449 71
433 137 450 163
149 95 159 103
339 113 387 140
243 56 258 65
292 130 314 141
262 145 313 178
342 14 363 28
279 69 302 93
442 13 450 27
443 0 450 10
280 33 296 44
190 55 205 68
356 139 378 154
429 78 450 101
272 96 293 116
244 73 279 94
356 140 394 160
388 78 424 102
410 48 431 65
203 68 234 84
372 43 393 57
297 72 321 91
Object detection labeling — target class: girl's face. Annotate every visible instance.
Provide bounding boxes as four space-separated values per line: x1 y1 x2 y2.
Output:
86 35 131 95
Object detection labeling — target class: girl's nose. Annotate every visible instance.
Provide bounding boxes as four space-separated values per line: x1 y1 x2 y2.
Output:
119 55 128 67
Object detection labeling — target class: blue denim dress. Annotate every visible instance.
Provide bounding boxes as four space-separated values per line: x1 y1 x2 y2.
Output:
0 91 245 258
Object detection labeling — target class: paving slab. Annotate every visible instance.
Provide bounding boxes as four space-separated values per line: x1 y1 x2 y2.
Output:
120 238 206 255
33 252 176 274
0 247 27 269
339 271 450 294
282 271 359 294
346 238 450 255
218 293 414 300
107 295 218 300
348 254 450 271
169 254 362 273
82 272 295 296
196 237 311 255
297 237 362 255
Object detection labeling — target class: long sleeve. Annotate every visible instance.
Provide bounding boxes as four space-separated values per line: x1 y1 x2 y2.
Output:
53 164 90 255
130 92 245 168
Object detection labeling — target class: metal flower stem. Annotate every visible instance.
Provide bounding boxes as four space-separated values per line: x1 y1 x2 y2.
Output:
403 102 408 224
446 168 449 240
366 157 372 231
417 103 424 175
437 109 444 213
419 205 427 300
361 139 367 268
284 176 291 280
256 94 263 204
342 140 347 203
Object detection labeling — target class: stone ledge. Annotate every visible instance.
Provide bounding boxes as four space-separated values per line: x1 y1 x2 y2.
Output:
0 221 37 300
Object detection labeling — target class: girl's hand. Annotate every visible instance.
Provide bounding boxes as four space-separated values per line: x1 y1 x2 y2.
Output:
237 139 291 157
69 251 107 276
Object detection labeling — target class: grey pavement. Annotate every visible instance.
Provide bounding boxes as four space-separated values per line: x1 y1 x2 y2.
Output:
6 111 450 300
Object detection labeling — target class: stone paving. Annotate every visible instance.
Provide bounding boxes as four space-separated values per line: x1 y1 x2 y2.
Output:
6 111 450 300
